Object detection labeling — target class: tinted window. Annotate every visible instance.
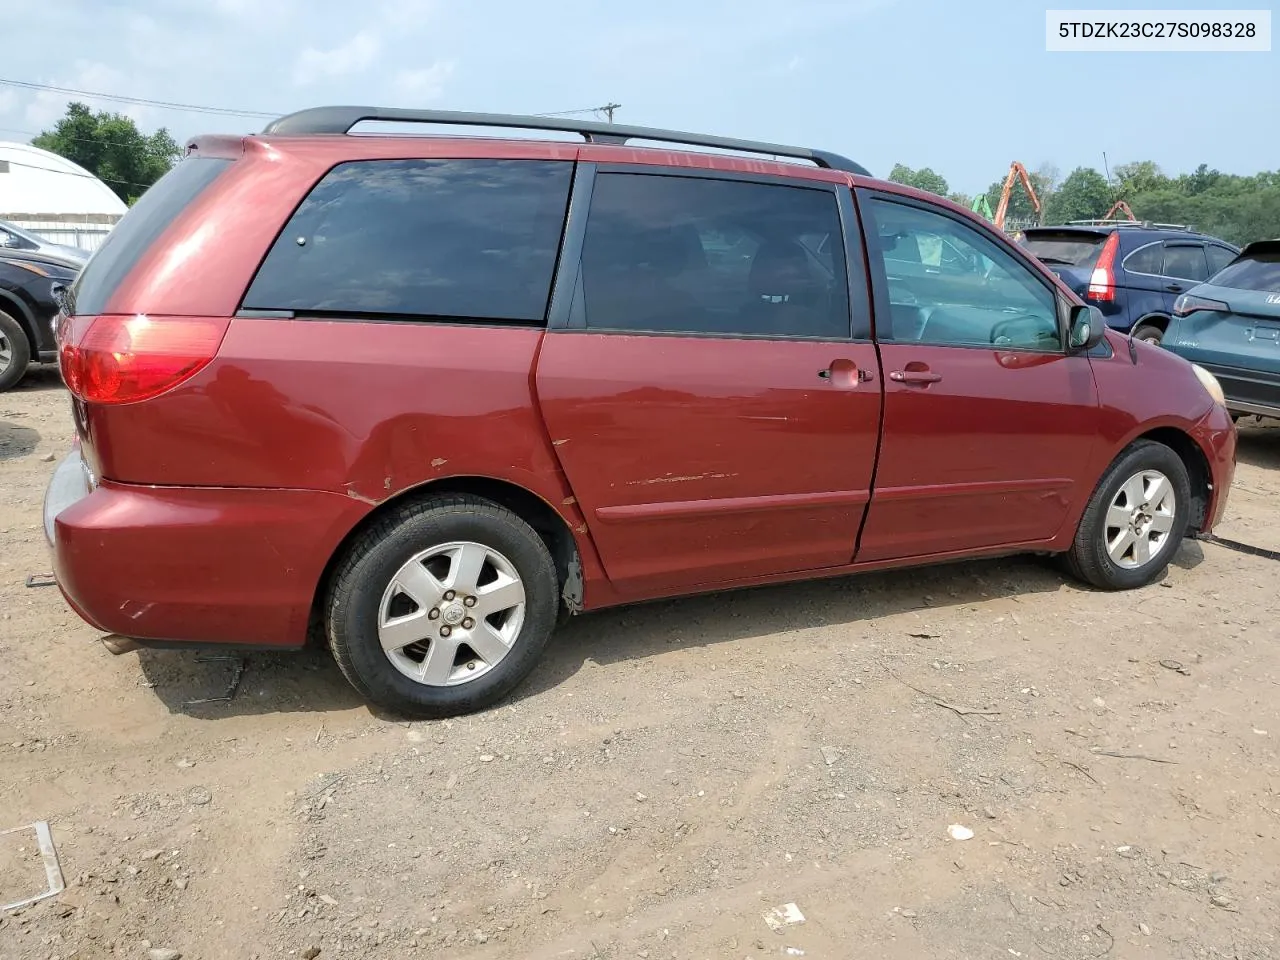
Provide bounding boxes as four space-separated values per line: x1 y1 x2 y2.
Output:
578 174 849 339
869 199 1059 350
1162 244 1208 281
1019 231 1106 266
1210 250 1280 291
1206 244 1237 277
244 159 572 322
1123 242 1163 275
71 157 231 316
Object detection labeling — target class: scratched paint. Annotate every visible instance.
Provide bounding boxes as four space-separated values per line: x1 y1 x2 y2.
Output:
627 472 738 486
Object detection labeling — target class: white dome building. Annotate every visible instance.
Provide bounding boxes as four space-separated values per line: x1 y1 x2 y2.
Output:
0 141 127 252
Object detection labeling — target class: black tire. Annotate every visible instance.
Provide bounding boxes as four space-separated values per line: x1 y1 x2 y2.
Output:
1130 323 1165 346
1066 440 1191 590
0 310 32 392
325 494 559 718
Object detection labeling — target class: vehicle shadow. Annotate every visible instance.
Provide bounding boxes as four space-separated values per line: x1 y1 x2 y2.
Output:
9 366 66 393
136 646 367 718
0 420 40 460
1236 419 1280 470
517 554 1077 702
135 547 1201 719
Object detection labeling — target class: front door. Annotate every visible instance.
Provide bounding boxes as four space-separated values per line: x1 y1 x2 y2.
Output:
536 168 882 596
855 191 1102 562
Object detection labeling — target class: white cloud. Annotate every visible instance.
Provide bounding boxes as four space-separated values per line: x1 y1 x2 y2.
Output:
292 30 382 86
391 61 456 103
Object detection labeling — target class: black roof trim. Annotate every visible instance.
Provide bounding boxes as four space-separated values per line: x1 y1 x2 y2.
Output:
1238 239 1280 258
260 106 872 177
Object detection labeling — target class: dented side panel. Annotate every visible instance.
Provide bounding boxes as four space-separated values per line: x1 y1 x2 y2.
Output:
535 331 883 596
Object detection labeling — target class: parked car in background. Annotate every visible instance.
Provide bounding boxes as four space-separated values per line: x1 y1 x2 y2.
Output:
0 248 79 390
1162 239 1280 420
44 107 1236 718
0 218 89 265
1018 222 1239 345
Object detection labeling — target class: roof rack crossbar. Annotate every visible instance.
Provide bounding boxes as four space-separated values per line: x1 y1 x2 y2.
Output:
260 106 872 177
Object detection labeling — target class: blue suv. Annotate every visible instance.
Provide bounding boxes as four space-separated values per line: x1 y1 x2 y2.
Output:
1018 222 1239 345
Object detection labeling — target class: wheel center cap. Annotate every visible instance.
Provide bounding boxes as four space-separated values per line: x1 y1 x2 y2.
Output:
442 603 466 626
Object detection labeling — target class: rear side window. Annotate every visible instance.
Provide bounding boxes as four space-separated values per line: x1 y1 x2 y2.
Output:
243 159 572 323
1210 250 1280 291
1018 231 1106 267
577 173 850 339
1122 242 1163 275
70 157 231 316
1162 244 1208 282
1206 244 1237 277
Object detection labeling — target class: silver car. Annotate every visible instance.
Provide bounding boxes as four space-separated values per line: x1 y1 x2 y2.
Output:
0 219 89 264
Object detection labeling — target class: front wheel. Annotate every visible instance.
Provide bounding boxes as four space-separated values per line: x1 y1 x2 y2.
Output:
1066 440 1191 590
325 495 560 718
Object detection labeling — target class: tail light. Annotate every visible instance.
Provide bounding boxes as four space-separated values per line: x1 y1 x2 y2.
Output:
58 314 230 404
1087 232 1120 302
1174 294 1229 317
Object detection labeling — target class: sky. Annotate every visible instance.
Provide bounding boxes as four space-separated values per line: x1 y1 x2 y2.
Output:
0 0 1276 196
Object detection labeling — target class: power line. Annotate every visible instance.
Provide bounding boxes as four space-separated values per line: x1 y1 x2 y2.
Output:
1 77 624 131
0 78 276 119
0 156 155 191
0 126 176 153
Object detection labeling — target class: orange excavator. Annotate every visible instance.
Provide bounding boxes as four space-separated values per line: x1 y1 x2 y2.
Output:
993 161 1042 231
1100 199 1138 221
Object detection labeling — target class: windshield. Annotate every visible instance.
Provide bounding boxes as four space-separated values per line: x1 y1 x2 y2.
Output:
1018 231 1107 266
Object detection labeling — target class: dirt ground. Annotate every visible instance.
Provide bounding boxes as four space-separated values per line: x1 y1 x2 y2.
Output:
3 365 1280 960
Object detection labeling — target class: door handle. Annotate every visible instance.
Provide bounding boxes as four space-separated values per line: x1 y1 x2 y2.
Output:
1165 283 1184 292
889 369 942 384
818 360 871 387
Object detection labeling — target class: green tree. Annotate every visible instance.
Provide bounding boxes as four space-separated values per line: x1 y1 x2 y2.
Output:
1112 160 1170 199
888 163 949 197
33 102 180 204
1046 166 1112 223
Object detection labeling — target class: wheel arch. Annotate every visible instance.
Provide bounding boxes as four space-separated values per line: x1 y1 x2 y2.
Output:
0 289 39 348
308 475 586 645
1134 425 1212 533
1131 313 1171 335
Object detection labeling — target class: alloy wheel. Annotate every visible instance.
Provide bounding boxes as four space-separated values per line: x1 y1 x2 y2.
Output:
1104 469 1177 569
377 541 527 686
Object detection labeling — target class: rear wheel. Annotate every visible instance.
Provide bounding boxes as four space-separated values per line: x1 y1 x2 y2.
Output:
325 495 559 718
1066 440 1191 590
1130 323 1165 346
0 311 32 392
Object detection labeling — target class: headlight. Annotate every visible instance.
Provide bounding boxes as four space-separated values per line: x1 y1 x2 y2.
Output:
1192 364 1226 406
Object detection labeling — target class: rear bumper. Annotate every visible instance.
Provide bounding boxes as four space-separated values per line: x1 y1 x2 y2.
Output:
44 449 368 647
1180 359 1280 419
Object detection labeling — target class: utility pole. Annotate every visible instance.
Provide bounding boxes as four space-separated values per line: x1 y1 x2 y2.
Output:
599 102 621 123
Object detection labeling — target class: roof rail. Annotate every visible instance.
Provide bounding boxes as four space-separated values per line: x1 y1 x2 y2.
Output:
1066 218 1192 231
260 106 872 177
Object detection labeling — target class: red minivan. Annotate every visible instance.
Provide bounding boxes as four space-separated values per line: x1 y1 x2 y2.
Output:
44 108 1236 717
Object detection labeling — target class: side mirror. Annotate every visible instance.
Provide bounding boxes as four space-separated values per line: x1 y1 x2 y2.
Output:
1068 304 1106 351
0 232 16 248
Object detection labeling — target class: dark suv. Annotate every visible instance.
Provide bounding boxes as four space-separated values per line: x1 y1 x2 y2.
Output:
43 107 1236 718
1018 223 1239 345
